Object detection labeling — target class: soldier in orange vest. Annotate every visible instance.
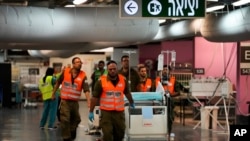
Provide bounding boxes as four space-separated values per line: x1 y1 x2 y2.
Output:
52 57 91 141
89 60 135 141
137 65 155 92
155 65 182 97
154 65 183 135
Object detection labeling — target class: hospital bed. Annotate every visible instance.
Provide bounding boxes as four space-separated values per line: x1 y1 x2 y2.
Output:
124 92 168 141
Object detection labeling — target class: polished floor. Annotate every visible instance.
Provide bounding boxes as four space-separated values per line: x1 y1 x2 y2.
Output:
0 101 230 141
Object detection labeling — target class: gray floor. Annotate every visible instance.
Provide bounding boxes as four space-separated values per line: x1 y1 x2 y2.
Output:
0 101 230 141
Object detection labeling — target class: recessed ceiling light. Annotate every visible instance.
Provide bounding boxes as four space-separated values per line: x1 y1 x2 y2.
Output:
206 5 225 12
232 0 250 6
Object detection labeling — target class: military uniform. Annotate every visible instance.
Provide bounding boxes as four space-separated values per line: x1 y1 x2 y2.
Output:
155 76 183 134
59 68 90 140
93 74 130 141
118 68 140 92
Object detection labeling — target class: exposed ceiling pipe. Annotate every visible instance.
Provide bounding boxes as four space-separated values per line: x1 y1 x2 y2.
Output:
26 42 135 58
153 6 250 42
1 5 250 58
0 6 159 42
0 5 159 57
153 19 203 41
200 6 250 42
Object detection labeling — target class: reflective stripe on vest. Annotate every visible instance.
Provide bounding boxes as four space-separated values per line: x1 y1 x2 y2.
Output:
100 74 125 111
140 78 152 92
39 76 54 100
60 68 86 101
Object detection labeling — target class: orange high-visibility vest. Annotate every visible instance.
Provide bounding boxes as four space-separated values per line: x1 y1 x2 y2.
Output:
139 78 152 92
100 74 125 111
60 68 86 101
155 76 176 95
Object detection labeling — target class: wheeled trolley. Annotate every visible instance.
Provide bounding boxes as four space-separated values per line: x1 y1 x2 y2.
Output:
124 92 168 141
23 83 40 108
88 106 102 135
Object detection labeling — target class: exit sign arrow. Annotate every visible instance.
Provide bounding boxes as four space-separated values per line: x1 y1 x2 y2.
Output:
124 0 138 15
127 3 136 12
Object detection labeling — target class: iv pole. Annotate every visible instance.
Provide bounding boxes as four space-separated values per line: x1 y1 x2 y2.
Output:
158 50 176 135
122 50 137 92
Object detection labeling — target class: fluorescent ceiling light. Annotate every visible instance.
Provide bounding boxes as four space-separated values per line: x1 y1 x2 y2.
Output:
91 47 114 52
232 0 250 6
73 0 87 5
206 5 225 12
65 5 75 7
158 20 166 24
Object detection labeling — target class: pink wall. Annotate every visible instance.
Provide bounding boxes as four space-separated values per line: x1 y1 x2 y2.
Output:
238 75 250 115
194 37 237 86
194 37 241 113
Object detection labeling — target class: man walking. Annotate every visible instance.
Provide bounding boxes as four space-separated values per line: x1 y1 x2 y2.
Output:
52 57 91 141
137 65 154 92
118 55 140 92
89 60 135 141
91 60 107 91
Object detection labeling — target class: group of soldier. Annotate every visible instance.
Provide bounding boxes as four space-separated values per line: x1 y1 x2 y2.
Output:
39 55 185 141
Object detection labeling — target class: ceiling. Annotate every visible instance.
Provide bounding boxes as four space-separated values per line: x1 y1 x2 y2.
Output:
0 0 245 9
0 0 250 59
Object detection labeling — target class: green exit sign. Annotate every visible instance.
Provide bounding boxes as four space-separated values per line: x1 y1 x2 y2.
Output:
120 0 206 18
142 0 205 18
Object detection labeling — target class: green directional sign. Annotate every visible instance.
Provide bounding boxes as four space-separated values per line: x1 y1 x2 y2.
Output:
120 0 206 18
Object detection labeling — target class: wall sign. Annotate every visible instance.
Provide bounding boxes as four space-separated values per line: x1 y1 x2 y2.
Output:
28 68 39 75
194 68 204 75
240 47 250 63
240 46 250 75
241 68 250 75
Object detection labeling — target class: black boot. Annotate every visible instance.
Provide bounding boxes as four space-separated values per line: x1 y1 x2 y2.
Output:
63 138 71 141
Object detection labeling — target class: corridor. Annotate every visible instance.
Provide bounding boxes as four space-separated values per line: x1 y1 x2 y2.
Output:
0 101 229 141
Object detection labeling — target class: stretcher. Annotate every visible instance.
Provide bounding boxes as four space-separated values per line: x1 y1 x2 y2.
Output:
124 92 168 141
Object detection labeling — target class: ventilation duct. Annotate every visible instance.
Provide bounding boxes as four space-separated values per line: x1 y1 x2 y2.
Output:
1 5 250 58
27 49 81 58
0 6 159 43
0 5 159 57
153 19 203 41
153 6 250 42
26 42 134 58
200 6 250 42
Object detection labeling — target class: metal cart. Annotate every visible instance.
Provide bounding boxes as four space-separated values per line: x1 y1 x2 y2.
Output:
23 83 40 108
